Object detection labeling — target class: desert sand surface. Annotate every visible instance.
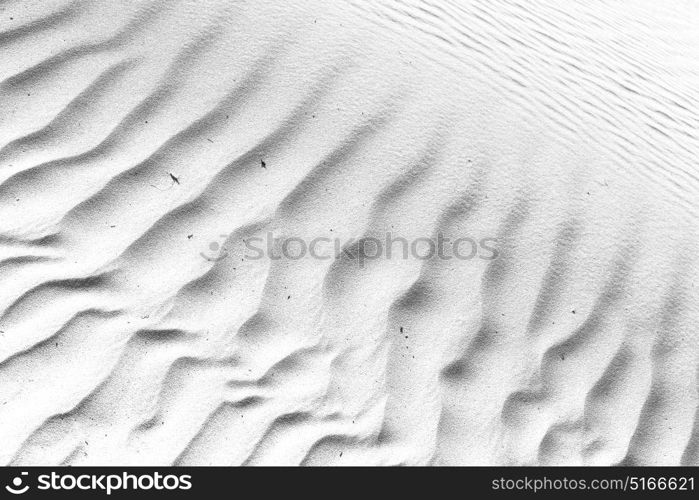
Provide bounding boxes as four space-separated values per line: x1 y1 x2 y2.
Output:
0 0 697 466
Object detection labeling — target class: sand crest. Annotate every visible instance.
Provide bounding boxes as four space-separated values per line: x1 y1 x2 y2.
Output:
0 0 697 465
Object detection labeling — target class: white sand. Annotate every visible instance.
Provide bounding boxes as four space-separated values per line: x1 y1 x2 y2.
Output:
0 0 697 465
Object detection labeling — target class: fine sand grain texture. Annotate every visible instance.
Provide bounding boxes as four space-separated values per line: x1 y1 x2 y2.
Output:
0 0 697 465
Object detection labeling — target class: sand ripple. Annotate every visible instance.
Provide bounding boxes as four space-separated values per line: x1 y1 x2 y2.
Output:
0 0 697 465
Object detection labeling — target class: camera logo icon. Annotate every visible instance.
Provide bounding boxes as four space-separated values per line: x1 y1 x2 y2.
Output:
5 472 29 494
200 234 230 262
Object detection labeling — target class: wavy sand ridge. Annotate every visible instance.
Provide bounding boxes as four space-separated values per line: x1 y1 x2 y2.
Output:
0 0 697 465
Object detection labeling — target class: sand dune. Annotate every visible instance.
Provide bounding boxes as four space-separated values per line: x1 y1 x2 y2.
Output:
0 0 697 465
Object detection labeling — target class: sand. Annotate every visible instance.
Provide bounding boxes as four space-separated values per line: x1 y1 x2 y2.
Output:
0 0 697 466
